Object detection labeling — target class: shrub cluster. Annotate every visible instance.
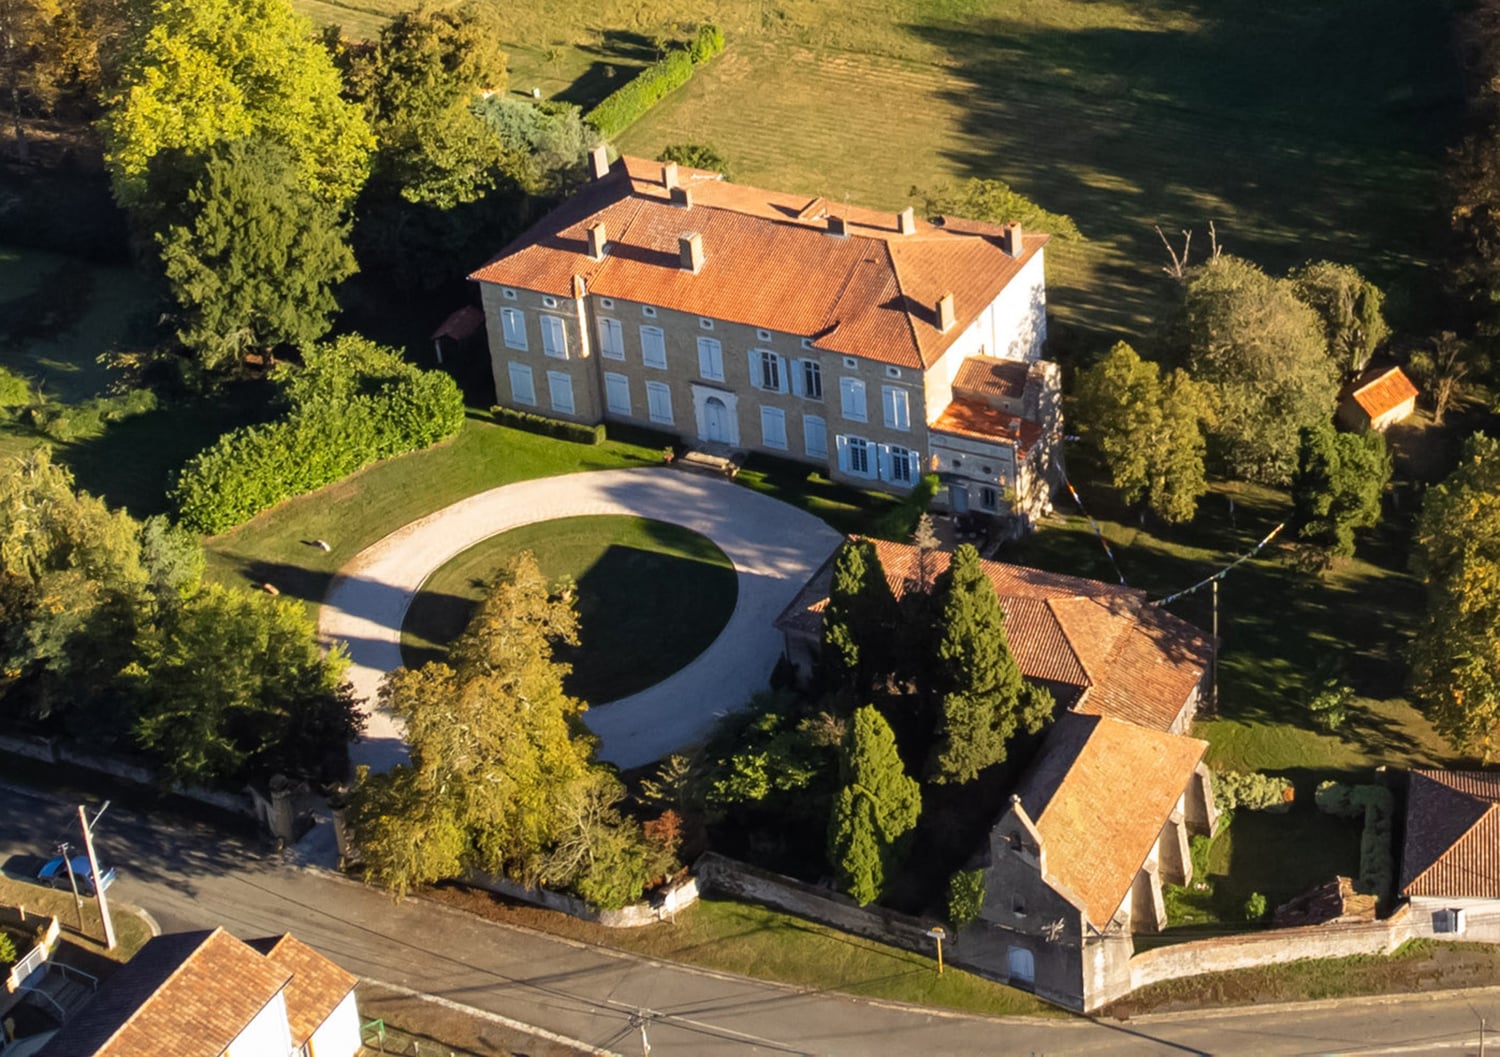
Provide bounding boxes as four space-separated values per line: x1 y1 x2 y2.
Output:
491 404 605 445
947 868 986 927
174 338 464 534
1315 781 1395 902
26 388 159 441
1213 770 1292 813
585 24 725 139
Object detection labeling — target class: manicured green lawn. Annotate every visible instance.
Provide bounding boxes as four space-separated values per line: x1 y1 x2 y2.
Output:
402 515 737 703
735 453 903 540
204 415 664 607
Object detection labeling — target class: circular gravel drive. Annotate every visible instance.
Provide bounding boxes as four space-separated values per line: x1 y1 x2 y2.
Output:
318 468 844 773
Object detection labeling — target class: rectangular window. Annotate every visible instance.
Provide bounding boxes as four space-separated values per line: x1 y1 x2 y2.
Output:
547 370 574 414
507 362 535 406
597 317 624 360
803 414 828 458
646 381 673 424
839 377 867 422
501 308 527 350
881 444 918 486
541 314 567 359
604 371 631 415
641 325 667 369
750 349 785 392
697 337 724 381
799 360 823 401
882 385 910 430
760 406 788 450
848 436 872 476
980 486 999 511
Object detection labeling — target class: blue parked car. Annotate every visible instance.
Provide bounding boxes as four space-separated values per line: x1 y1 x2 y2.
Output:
37 856 116 896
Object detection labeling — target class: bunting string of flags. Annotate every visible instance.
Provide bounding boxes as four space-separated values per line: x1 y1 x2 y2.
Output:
1062 477 1127 586
1147 522 1286 608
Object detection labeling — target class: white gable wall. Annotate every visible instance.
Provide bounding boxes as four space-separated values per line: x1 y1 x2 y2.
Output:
224 989 291 1057
306 990 362 1057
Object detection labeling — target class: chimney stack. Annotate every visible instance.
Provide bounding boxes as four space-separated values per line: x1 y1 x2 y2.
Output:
679 232 704 274
937 293 956 333
827 214 848 238
588 145 610 181
1002 221 1024 258
587 221 607 261
670 185 693 209
662 162 679 190
897 207 916 235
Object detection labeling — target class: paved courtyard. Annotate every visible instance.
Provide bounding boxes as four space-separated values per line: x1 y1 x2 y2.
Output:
318 468 844 772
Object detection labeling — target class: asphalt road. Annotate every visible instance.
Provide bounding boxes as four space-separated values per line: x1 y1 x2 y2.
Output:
2 780 1498 1057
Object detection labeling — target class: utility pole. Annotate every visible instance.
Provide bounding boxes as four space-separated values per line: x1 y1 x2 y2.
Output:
57 842 84 932
78 803 115 950
1210 579 1220 715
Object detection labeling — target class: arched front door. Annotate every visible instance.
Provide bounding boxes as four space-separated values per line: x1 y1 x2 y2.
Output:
703 396 730 444
1007 945 1035 989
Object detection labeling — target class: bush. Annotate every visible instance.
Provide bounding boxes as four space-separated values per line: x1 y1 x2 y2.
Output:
28 389 159 442
1243 891 1268 922
491 405 605 444
659 142 730 178
1315 780 1360 818
0 366 33 407
1308 680 1354 732
947 868 986 927
173 337 464 533
690 23 725 64
1315 781 1395 902
585 27 723 141
0 931 15 966
1214 770 1292 813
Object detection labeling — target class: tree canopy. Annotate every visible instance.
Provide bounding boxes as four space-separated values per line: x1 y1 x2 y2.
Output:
1290 423 1390 561
101 0 372 211
1410 433 1500 759
827 706 921 906
916 178 1081 239
1289 261 1388 378
1410 331 1489 426
155 136 357 371
1183 256 1340 484
820 539 898 694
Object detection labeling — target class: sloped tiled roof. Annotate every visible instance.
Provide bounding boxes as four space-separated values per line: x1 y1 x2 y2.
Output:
1017 712 1207 929
1402 770 1500 898
952 356 1030 402
40 929 291 1057
774 539 1211 728
248 935 359 1047
469 156 1048 370
930 397 1043 453
1347 366 1419 420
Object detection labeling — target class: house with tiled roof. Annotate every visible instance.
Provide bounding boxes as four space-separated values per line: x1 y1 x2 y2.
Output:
1401 771 1500 928
36 928 360 1057
775 538 1215 734
1337 365 1419 432
470 149 1063 523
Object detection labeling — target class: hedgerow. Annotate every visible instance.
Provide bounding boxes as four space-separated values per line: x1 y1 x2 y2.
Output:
491 405 605 444
1315 780 1394 903
585 25 725 140
172 336 464 534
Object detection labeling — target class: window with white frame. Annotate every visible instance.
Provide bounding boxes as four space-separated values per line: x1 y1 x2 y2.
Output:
751 349 786 392
646 381 673 424
507 362 535 405
541 314 567 359
760 406 788 450
502 287 517 300
803 414 828 458
697 337 724 381
843 356 858 369
839 376 867 421
597 317 624 360
699 317 715 330
604 372 631 415
799 359 823 400
542 295 558 308
881 443 919 486
885 365 902 379
642 304 658 318
640 325 667 368
837 434 874 478
757 329 773 342
882 385 910 430
600 297 615 308
501 308 527 350
547 370 574 414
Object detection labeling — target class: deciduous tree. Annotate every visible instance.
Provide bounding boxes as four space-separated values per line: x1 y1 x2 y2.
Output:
928 545 1052 783
915 178 1080 239
1183 256 1340 484
1410 433 1500 759
1290 261 1389 377
827 706 921 906
1410 331 1488 426
1290 423 1390 560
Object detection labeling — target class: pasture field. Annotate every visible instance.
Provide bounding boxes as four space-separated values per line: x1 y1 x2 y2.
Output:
298 0 1461 341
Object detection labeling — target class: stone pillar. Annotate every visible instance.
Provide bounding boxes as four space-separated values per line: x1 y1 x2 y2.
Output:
267 775 297 846
1158 810 1192 887
1185 763 1222 837
1131 859 1167 934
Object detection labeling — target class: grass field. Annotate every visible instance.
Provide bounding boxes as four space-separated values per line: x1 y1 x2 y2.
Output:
0 874 153 967
401 515 738 703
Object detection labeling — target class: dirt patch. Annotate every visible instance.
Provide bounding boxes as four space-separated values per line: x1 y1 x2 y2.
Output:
357 981 595 1057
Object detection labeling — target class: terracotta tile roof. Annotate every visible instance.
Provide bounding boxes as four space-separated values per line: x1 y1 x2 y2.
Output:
930 397 1044 452
952 356 1030 402
249 935 358 1046
431 304 485 342
1347 366 1418 420
1018 712 1207 929
1402 770 1500 898
469 156 1048 370
41 928 292 1057
774 539 1211 730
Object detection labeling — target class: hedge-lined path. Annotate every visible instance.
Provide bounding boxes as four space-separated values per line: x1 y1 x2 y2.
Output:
319 468 843 773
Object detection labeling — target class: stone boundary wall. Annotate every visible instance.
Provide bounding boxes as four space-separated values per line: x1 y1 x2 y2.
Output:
465 871 700 928
0 734 252 818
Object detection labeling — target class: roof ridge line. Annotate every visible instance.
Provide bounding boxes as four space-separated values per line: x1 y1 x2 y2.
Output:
1044 596 1097 688
1406 800 1500 894
884 238 925 364
98 929 222 1053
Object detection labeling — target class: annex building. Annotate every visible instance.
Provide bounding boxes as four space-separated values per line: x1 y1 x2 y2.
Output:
471 150 1063 524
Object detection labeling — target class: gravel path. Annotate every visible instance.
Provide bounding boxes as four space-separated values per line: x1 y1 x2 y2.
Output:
317 468 843 772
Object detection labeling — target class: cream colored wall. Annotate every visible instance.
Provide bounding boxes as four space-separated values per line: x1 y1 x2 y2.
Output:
480 281 603 424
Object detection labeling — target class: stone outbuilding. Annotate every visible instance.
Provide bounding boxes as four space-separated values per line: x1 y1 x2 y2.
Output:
1400 770 1500 937
1337 365 1418 432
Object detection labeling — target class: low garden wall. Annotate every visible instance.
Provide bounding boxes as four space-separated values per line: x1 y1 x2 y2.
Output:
465 871 700 929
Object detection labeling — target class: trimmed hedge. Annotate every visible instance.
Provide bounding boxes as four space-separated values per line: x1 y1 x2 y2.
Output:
1214 770 1292 813
491 405 605 445
586 24 725 140
1315 780 1394 903
173 340 464 534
